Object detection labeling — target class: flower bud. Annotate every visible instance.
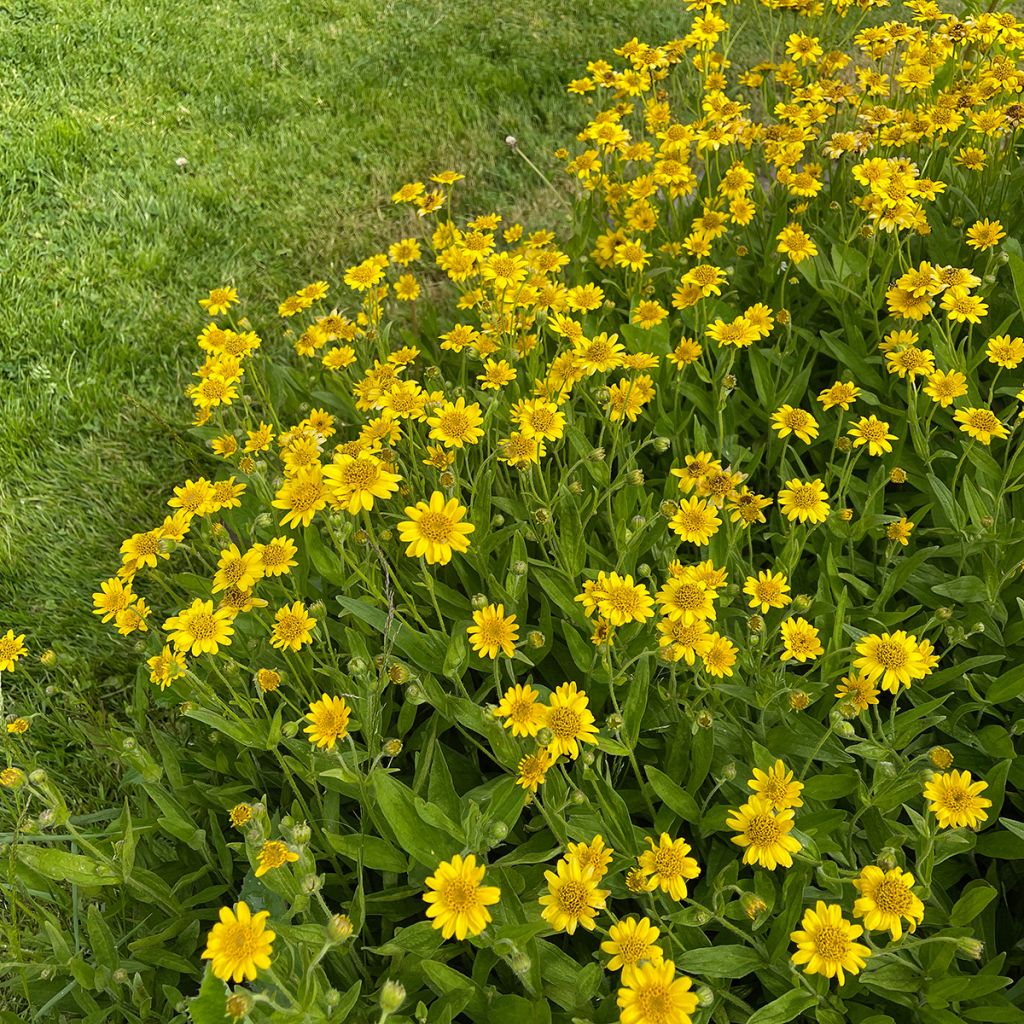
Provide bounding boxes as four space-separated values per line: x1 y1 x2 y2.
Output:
876 847 899 871
741 893 767 919
534 508 550 525
491 513 506 527
512 561 528 576
789 691 809 711
29 769 47 785
957 937 984 959
747 614 764 633
696 985 714 1007
379 979 406 1015
696 710 714 729
792 594 812 613
720 762 736 782
439 471 456 489
405 683 425 704
282 721 298 738
607 712 624 732
570 788 586 805
324 989 341 1008
292 823 311 846
39 649 58 667
328 913 354 942
929 746 954 770
628 469 645 486
588 447 606 462
527 630 545 648
487 821 509 844
889 467 908 484
388 663 410 685
536 727 553 746
301 873 321 895
834 720 855 738
568 480 583 495
226 992 253 1020
383 738 403 758
509 951 532 977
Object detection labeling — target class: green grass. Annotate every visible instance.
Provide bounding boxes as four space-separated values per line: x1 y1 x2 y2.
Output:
0 0 678 671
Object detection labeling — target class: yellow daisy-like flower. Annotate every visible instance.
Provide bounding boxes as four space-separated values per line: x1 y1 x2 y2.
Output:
272 467 327 529
516 747 554 792
147 645 187 690
7 718 29 735
199 286 238 316
594 572 655 626
544 681 599 759
617 960 698 1024
778 478 830 524
835 672 879 712
701 632 737 678
398 492 475 565
637 834 701 902
852 866 924 940
817 380 860 411
726 796 802 869
669 497 721 545
92 577 134 623
423 854 500 940
493 683 545 737
953 407 1009 445
201 901 275 983
780 617 823 662
162 599 234 656
965 217 1005 251
848 415 897 456
539 856 608 934
743 571 791 614
748 760 804 811
253 536 298 578
771 405 819 444
304 693 352 750
853 631 929 693
212 544 264 594
254 840 299 877
923 770 991 830
567 834 614 881
427 398 485 448
271 601 316 652
656 576 716 624
0 630 28 673
467 604 519 659
601 916 664 978
790 901 870 985
323 453 402 514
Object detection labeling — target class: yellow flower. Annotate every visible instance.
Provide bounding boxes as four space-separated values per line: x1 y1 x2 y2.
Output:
212 544 264 594
780 617 823 662
852 866 924 940
93 577 134 623
567 835 614 881
637 834 701 901
147 646 187 689
778 478 830 524
423 854 500 940
886 517 914 546
539 856 608 934
601 916 664 978
201 901 275 983
323 453 402 514
229 803 252 827
0 630 28 672
516 748 554 792
593 572 655 626
544 681 599 759
467 604 519 659
271 602 316 652
853 631 930 693
6 718 29 735
748 760 804 811
616 960 698 1024
965 218 1005 250
199 286 238 316
253 536 298 578
743 571 791 614
656 575 716 624
669 497 721 545
163 599 234 656
848 415 897 456
923 770 991 830
776 222 817 263
304 694 352 750
272 467 327 528
427 398 485 448
494 684 545 737
726 796 802 869
835 672 879 712
701 632 737 678
254 840 299 877
953 407 1009 445
771 405 819 444
924 369 967 407
790 901 870 985
398 492 475 565
477 359 517 390
817 380 860 411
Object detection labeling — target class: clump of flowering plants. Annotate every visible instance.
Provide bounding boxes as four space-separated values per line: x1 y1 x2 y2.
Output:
4 0 1024 1021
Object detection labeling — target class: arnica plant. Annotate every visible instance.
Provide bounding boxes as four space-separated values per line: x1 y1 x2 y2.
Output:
3 0 1024 1022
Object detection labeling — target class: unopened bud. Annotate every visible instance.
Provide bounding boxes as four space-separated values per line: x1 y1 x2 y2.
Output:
39 649 58 667
348 656 367 675
628 469 645 486
957 937 984 959
536 727 553 746
742 893 767 919
383 738 403 757
696 985 714 1007
696 710 713 729
527 630 545 648
789 691 810 711
282 721 298 738
720 762 737 781
792 594 812 613
607 712 625 732
328 913 354 942
380 979 406 1015
589 447 606 462
652 436 671 453
439 472 456 489
226 992 253 1020
929 746 954 769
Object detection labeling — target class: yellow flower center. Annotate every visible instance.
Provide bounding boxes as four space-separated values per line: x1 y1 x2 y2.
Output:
289 480 323 513
813 925 849 964
755 581 781 603
747 813 782 847
438 412 470 437
605 584 643 616
586 340 612 363
874 640 908 669
618 935 649 964
790 485 819 509
222 560 247 584
652 846 687 880
874 878 913 914
416 511 455 543
342 461 379 488
222 922 263 960
967 410 999 431
262 545 289 569
441 877 478 913
276 614 307 642
313 705 348 737
548 706 582 740
188 613 217 640
761 776 789 804
555 880 589 915
260 841 291 869
635 983 673 1023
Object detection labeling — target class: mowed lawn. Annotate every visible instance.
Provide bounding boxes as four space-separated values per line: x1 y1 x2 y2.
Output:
0 0 678 670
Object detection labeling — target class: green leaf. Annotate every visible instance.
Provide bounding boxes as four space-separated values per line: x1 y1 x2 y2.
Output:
747 989 819 1024
645 766 700 823
949 882 998 925
326 832 408 873
86 904 118 971
676 944 763 978
369 770 457 867
187 966 230 1024
15 846 119 886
